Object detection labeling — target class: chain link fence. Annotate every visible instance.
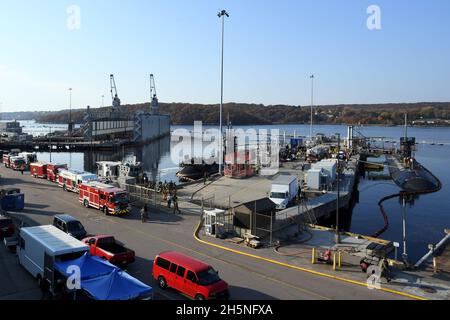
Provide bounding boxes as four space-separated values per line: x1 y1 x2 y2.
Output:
123 183 165 208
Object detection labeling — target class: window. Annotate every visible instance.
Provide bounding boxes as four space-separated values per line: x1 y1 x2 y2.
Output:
155 257 170 270
197 267 221 286
62 223 68 232
176 266 186 277
186 270 197 282
169 263 178 273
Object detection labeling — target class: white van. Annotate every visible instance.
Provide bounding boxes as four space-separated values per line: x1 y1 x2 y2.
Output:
17 225 89 291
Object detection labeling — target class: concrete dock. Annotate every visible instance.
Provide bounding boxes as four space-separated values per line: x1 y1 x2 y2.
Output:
179 155 359 232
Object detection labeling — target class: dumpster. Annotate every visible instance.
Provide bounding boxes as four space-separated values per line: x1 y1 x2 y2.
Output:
1 193 25 211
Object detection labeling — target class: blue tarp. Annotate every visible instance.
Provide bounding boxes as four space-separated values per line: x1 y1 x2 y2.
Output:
54 253 117 280
54 253 152 300
82 269 153 300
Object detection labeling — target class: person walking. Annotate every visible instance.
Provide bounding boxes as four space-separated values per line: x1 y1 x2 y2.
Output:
172 194 181 214
167 193 172 209
140 204 148 223
379 257 391 283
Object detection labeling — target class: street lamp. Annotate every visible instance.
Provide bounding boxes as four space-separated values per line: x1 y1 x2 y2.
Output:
335 133 341 244
310 75 314 140
102 95 105 108
69 88 73 135
218 9 229 175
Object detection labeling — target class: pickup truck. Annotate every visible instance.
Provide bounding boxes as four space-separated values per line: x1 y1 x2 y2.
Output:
82 235 135 266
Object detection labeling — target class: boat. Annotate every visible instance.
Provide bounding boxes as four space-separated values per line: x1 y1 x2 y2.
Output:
176 163 219 182
387 115 440 193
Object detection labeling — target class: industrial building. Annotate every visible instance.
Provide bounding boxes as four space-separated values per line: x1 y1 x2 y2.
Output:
81 74 170 143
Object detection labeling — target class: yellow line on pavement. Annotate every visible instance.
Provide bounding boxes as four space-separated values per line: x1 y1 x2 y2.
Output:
193 222 427 301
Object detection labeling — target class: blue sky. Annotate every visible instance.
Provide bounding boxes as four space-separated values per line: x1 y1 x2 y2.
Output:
1 0 450 112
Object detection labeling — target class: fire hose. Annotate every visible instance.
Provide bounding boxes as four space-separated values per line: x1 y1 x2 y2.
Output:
372 162 442 238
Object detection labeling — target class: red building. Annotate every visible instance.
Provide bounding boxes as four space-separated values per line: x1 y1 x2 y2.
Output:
224 150 255 179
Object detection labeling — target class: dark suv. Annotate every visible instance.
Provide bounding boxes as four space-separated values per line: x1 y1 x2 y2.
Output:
0 215 15 238
53 214 87 240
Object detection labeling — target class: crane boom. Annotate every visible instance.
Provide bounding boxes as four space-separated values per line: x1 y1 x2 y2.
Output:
110 74 121 109
149 74 159 115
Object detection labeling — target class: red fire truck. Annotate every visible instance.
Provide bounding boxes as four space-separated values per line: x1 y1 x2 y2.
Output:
2 154 11 167
30 162 48 179
10 156 26 171
79 181 131 216
47 163 68 182
58 169 98 193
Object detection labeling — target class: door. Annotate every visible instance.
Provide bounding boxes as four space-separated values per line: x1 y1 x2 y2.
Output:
174 265 187 294
184 270 199 298
44 252 54 289
168 263 179 289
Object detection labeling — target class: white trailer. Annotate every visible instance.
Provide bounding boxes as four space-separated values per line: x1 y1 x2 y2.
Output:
17 225 88 291
269 175 299 210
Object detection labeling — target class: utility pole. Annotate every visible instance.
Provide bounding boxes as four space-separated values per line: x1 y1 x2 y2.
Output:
310 75 315 140
335 133 341 244
68 88 73 136
218 9 229 175
49 126 52 163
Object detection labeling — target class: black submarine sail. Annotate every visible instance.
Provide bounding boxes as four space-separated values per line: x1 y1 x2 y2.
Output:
387 113 441 192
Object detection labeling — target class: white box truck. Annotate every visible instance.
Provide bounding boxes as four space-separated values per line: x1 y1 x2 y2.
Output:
269 175 299 210
17 225 89 292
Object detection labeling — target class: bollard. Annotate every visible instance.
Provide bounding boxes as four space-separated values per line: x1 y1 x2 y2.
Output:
338 251 342 269
311 248 315 264
333 253 336 271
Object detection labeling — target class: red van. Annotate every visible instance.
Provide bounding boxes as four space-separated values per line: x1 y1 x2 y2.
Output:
153 251 229 300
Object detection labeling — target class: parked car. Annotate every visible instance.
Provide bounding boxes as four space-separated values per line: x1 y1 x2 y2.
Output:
81 235 135 266
153 251 229 300
0 215 15 238
52 215 87 240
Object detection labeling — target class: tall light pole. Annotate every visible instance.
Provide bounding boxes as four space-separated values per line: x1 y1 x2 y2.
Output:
335 133 341 244
49 126 52 163
401 194 408 263
69 88 73 135
102 95 105 108
310 75 314 140
218 9 229 175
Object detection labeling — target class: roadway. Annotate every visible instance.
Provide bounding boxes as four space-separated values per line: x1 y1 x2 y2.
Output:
0 165 408 300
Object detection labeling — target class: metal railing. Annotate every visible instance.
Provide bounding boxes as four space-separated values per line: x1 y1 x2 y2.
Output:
123 183 165 208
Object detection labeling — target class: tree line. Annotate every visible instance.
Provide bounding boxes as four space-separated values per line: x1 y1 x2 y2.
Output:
7 102 450 126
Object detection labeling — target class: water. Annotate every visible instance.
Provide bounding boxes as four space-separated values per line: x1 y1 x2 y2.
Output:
10 121 450 262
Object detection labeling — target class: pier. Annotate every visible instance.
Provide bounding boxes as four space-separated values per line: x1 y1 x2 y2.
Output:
0 133 170 152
